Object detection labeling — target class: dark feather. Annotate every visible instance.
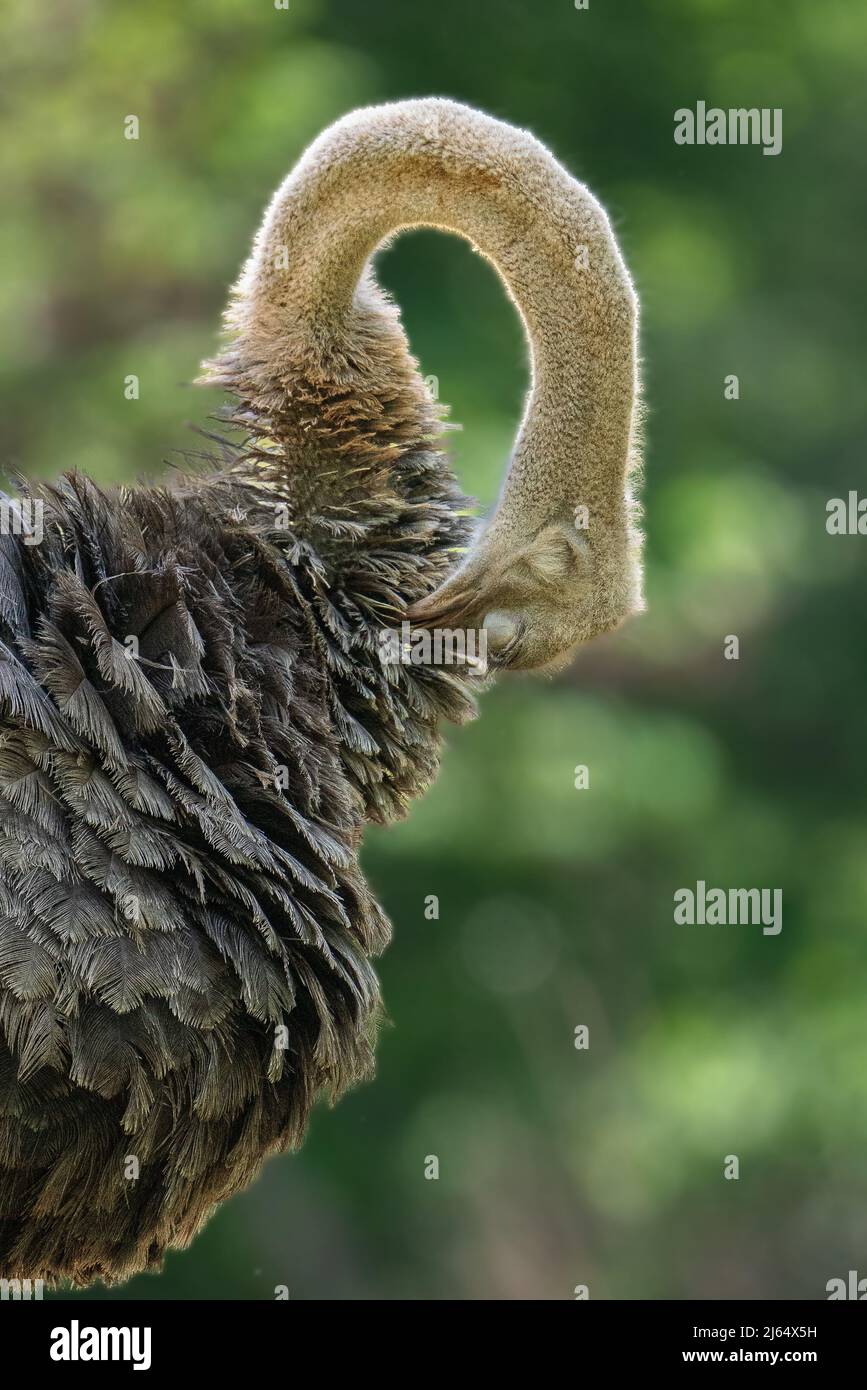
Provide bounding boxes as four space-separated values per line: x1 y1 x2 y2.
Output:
0 289 480 1292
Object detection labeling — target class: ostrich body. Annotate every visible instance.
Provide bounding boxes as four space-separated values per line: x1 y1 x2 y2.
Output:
0 100 641 1285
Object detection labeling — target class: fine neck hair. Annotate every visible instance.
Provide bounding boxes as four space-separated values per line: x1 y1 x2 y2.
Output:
203 98 643 672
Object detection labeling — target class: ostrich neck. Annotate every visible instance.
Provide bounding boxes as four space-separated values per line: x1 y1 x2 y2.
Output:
221 103 638 537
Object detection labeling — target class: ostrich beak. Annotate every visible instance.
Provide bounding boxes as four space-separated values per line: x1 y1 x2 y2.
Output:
405 582 476 626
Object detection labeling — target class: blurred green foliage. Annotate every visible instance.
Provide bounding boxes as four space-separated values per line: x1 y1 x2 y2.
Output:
1 0 865 1300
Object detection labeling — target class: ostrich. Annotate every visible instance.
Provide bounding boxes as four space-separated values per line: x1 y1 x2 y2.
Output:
0 99 642 1286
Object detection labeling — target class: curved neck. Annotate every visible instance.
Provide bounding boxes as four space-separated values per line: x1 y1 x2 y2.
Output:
212 99 638 536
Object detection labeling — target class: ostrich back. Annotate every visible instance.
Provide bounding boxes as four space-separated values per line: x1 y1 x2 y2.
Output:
0 387 475 1285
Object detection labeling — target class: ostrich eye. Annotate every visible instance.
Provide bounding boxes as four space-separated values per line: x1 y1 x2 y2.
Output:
521 523 588 584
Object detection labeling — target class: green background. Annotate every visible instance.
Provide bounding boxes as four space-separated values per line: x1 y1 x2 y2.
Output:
1 0 865 1300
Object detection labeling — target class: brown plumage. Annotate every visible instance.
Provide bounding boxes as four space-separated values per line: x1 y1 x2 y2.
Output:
0 99 642 1286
